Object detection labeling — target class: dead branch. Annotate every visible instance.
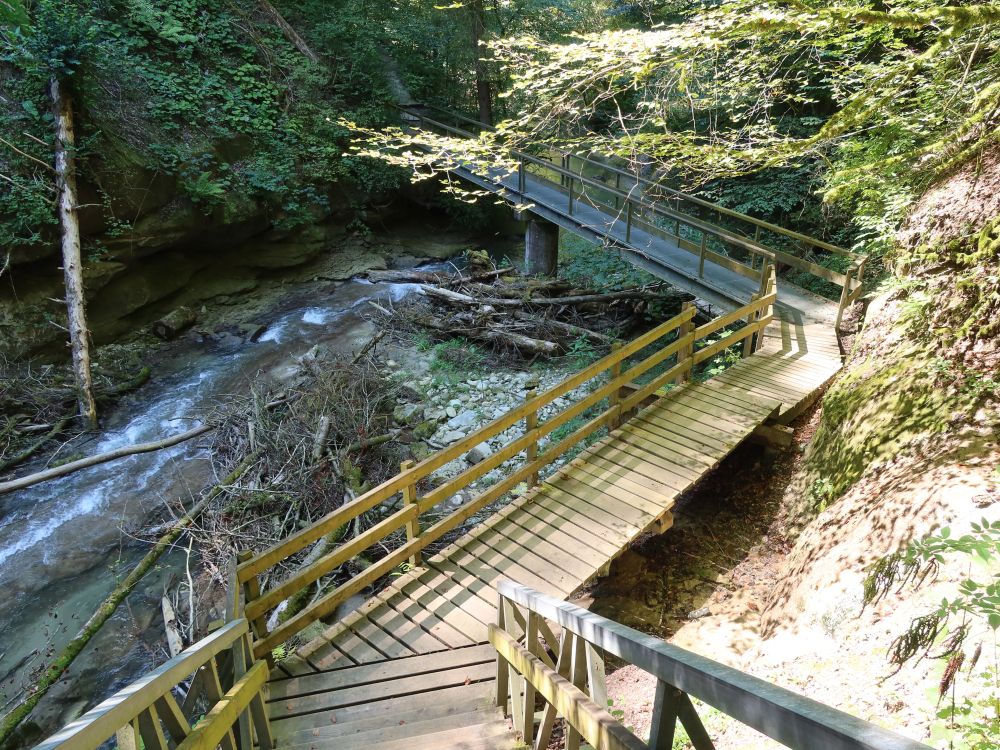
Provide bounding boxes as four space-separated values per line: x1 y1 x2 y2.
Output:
0 424 213 495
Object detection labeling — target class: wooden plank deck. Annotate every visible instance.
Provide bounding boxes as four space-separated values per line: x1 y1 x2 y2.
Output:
264 120 847 749
267 308 841 748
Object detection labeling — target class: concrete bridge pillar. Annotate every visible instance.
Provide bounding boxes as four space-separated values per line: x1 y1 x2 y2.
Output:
524 218 559 276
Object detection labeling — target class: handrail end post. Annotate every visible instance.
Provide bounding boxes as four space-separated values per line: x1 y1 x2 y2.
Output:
401 459 422 568
524 390 539 487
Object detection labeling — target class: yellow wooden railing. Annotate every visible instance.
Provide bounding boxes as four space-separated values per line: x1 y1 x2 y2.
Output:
237 269 776 658
32 619 273 750
33 564 273 750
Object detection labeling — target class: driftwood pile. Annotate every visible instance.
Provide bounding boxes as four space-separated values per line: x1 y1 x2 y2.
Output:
366 266 678 357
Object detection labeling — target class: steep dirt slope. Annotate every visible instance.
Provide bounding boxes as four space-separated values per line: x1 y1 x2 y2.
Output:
605 151 1000 748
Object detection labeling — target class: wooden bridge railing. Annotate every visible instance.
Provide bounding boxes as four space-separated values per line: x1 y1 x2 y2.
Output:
492 579 932 750
237 275 776 659
398 104 866 327
33 618 273 750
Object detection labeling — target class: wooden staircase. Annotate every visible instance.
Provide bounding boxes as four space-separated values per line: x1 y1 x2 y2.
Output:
268 645 513 750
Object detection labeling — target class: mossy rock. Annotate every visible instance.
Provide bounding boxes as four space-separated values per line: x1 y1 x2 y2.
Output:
413 420 438 441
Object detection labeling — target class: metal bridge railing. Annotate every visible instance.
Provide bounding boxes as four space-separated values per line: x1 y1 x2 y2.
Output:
396 104 866 327
492 579 932 750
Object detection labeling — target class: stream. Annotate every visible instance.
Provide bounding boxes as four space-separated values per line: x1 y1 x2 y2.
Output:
0 272 439 745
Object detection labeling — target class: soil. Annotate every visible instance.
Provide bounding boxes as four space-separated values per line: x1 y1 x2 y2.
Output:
898 148 1000 248
579 402 820 742
587 288 999 748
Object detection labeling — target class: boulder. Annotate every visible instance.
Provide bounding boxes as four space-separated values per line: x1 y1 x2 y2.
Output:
436 429 466 444
446 409 477 430
465 442 492 465
413 420 438 441
393 403 424 426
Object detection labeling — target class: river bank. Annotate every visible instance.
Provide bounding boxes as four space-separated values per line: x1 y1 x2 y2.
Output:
0 217 519 748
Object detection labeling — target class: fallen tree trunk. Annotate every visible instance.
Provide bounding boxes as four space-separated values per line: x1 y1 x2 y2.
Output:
152 306 197 340
0 456 254 745
0 423 213 495
366 269 451 284
0 417 72 475
418 283 667 310
366 266 515 286
416 313 559 354
513 311 615 345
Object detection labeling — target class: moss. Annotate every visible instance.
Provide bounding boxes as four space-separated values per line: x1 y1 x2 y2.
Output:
801 341 978 514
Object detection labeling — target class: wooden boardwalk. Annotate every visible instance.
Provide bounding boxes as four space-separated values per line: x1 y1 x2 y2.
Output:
35 113 921 750
257 113 855 748
266 312 841 749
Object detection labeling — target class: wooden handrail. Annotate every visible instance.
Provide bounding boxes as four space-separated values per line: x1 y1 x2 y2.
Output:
238 305 696 583
33 619 273 750
240 291 778 658
412 104 860 261
490 626 647 750
495 580 932 750
402 109 857 294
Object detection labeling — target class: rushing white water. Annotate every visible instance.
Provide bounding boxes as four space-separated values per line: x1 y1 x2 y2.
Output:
0 272 443 744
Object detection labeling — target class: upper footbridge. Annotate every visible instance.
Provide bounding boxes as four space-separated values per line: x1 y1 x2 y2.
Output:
399 103 866 328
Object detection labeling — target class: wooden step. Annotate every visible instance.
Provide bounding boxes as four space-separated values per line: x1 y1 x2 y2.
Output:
270 644 512 750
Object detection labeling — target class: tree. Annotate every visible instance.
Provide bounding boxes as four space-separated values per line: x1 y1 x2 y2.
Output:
469 0 492 125
50 73 97 428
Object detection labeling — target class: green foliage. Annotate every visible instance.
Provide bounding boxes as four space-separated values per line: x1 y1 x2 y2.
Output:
0 0 407 250
808 476 836 512
695 330 741 380
558 232 678 322
559 232 655 290
430 337 487 379
565 335 598 368
865 523 1000 749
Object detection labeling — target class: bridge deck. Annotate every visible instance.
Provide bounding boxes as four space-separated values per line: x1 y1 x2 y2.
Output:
458 162 840 322
266 309 841 748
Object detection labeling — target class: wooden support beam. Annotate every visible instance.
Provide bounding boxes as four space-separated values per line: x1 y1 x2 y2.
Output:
749 422 794 449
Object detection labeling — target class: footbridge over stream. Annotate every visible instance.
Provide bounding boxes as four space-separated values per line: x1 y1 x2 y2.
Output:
35 113 932 750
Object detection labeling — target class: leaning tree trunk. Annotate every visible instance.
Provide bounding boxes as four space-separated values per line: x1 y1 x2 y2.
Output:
50 76 97 429
470 0 493 126
257 0 319 63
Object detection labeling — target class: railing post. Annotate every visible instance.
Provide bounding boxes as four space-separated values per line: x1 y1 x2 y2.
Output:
675 301 695 386
743 293 760 358
835 265 855 331
495 593 510 711
625 200 633 242
698 233 707 278
649 679 679 750
758 260 771 297
400 459 422 568
568 176 574 215
237 550 270 651
525 389 539 486
518 158 526 194
614 172 621 209
609 342 623 429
